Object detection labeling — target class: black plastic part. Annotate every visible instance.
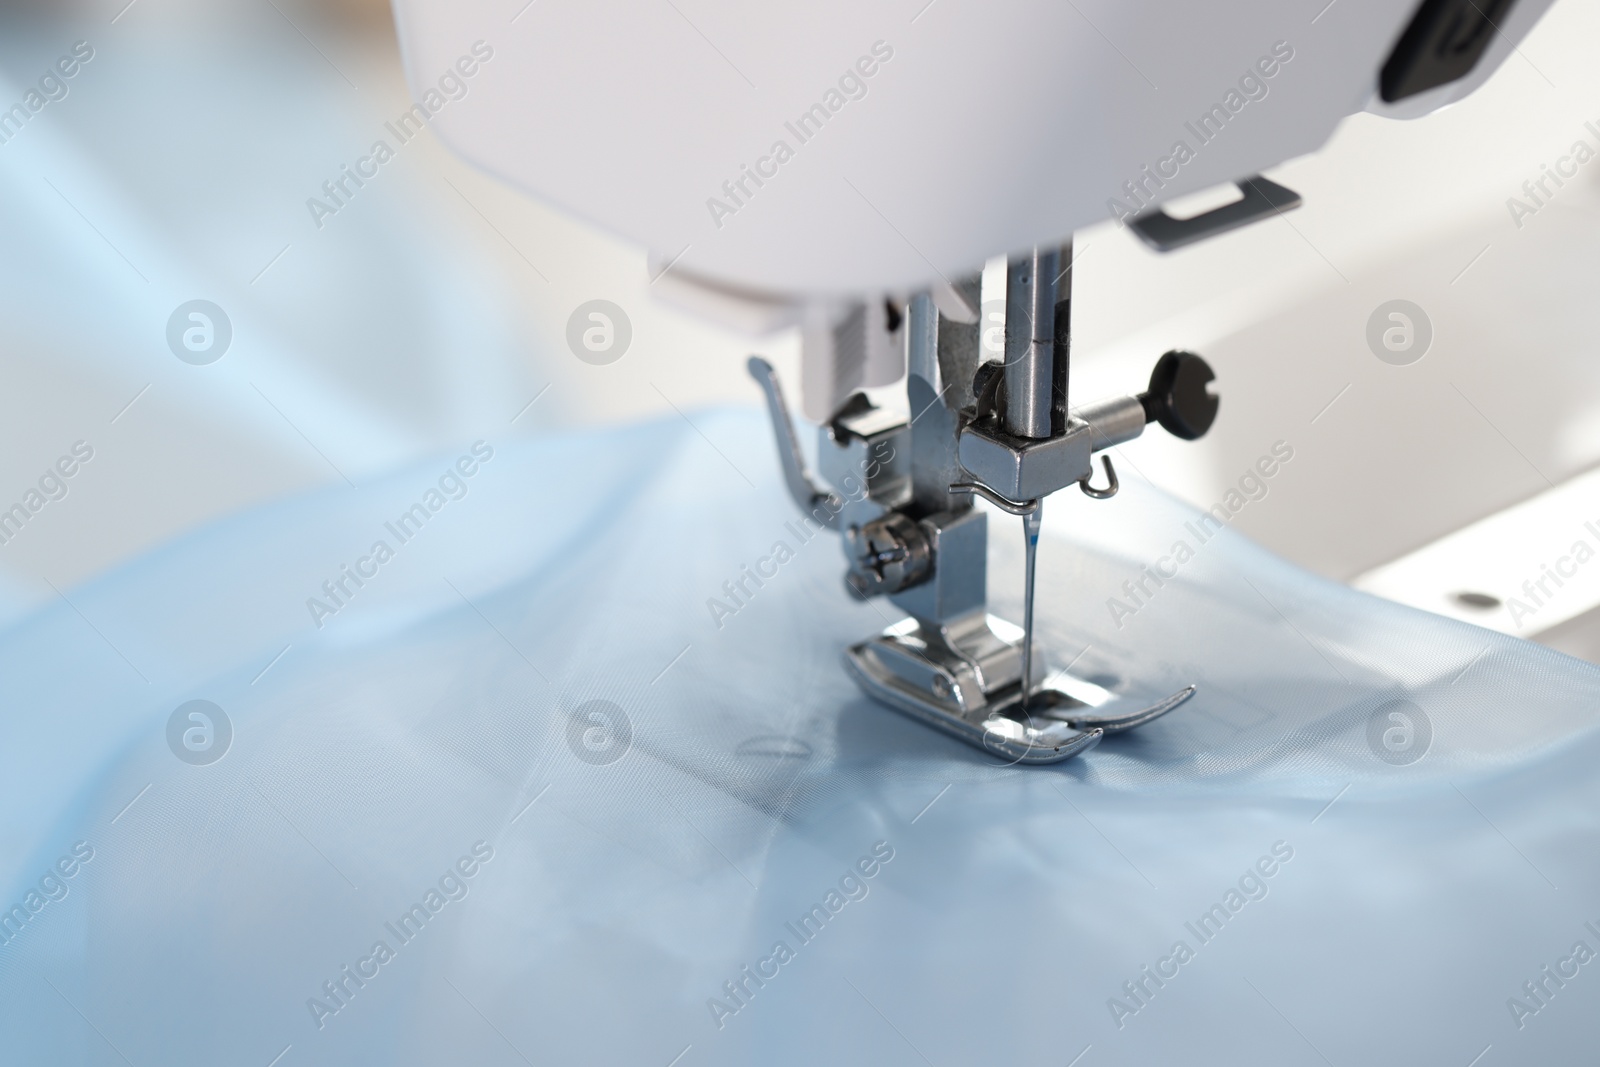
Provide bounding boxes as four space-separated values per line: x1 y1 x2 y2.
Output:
1128 177 1301 253
1380 0 1517 103
1050 296 1072 436
884 299 903 334
970 362 1005 426
827 392 876 442
1139 351 1218 441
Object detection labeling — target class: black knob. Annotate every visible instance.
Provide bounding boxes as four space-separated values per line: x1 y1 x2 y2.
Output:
1139 351 1218 440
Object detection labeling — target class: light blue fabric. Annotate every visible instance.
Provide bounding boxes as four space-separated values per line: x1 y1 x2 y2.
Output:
3 411 1598 1066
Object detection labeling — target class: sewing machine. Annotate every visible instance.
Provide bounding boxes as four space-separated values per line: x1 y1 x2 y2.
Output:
391 0 1553 760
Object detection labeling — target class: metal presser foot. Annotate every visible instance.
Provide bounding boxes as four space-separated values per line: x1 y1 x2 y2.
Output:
843 613 1198 764
749 244 1216 764
842 479 1194 764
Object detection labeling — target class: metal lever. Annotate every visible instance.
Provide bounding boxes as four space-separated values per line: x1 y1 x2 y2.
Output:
748 356 843 529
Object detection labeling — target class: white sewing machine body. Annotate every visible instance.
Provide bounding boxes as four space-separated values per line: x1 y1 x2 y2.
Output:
390 0 1549 297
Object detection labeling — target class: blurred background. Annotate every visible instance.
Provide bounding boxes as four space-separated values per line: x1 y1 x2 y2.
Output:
5 0 1600 655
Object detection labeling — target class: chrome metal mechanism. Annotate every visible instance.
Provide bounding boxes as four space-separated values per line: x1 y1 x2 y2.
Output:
750 242 1219 763
845 513 931 599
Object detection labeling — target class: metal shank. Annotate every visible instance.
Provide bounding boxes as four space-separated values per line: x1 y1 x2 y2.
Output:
1004 249 1060 439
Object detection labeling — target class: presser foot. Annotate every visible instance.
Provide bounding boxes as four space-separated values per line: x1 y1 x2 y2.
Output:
843 615 1196 765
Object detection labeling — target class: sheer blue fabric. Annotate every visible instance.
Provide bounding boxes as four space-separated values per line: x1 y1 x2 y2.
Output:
3 411 1597 1065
